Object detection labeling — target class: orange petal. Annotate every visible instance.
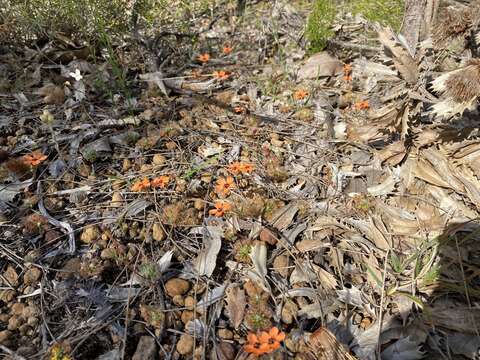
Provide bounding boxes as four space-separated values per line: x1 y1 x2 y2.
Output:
258 343 270 353
247 333 258 344
268 341 281 351
275 331 286 342
258 331 270 343
269 327 279 338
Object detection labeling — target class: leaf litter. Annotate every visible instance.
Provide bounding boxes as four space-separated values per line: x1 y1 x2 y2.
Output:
1 1 480 359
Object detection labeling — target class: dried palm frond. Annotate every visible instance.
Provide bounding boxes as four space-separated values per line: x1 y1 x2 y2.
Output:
432 1 480 49
431 59 480 117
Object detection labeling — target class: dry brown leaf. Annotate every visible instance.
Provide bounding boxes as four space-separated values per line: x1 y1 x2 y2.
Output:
270 202 299 231
346 218 391 250
225 285 246 330
377 27 418 84
427 305 480 334
36 84 65 105
367 172 397 196
376 141 406 166
421 148 465 193
413 159 451 188
298 327 358 360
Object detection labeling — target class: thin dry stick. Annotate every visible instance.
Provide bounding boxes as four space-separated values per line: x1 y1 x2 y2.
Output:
376 249 389 357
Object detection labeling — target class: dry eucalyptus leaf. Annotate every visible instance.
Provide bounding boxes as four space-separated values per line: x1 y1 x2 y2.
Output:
192 225 223 277
247 242 268 290
225 285 246 329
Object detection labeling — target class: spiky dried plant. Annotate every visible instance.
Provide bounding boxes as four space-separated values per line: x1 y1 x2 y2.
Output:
431 59 480 117
432 7 471 48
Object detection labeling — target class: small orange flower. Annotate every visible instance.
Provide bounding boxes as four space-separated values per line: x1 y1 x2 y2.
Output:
197 53 210 63
215 176 235 196
233 106 246 114
222 45 233 55
131 178 151 192
151 175 170 189
353 100 370 110
23 151 47 166
213 70 230 80
227 162 243 174
209 201 232 217
244 327 286 356
343 63 353 82
228 162 255 174
240 163 255 173
293 89 309 100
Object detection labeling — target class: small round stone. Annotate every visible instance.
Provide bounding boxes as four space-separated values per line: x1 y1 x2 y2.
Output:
165 278 190 297
176 334 194 355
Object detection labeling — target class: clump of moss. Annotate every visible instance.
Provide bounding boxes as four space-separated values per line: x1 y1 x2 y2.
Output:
306 0 336 53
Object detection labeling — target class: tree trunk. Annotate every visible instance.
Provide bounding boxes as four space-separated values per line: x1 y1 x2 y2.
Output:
400 0 439 54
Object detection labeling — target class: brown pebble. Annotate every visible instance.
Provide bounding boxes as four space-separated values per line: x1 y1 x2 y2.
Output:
172 295 185 306
22 305 38 318
152 154 166 166
273 254 290 278
23 267 42 285
0 330 11 343
11 302 26 316
184 296 196 309
165 278 190 297
218 328 234 340
152 223 165 242
259 228 277 245
176 334 194 355
80 225 100 244
3 265 19 287
27 317 38 327
8 315 23 331
181 310 195 324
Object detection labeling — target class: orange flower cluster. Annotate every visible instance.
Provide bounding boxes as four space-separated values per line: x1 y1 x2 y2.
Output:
23 151 47 166
244 327 286 356
223 45 233 55
131 175 170 192
293 89 309 100
227 162 255 175
343 63 352 82
209 201 232 217
197 53 210 63
214 176 235 197
213 70 230 80
353 100 369 110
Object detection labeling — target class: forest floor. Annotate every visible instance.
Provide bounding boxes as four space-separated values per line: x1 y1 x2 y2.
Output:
1 1 480 359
